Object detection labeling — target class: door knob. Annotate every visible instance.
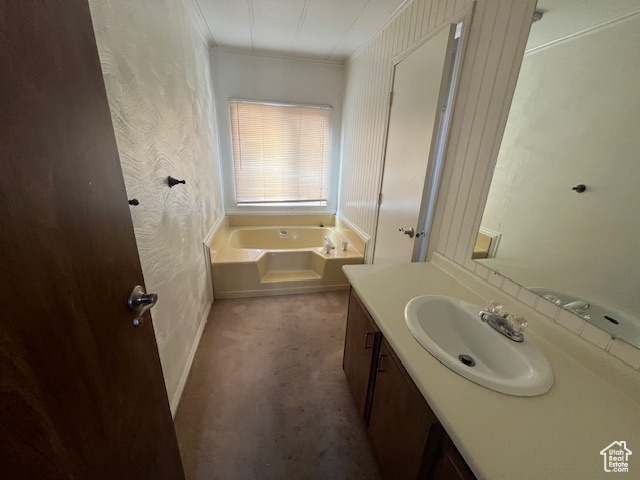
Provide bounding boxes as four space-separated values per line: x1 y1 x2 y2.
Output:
128 285 158 327
398 227 415 238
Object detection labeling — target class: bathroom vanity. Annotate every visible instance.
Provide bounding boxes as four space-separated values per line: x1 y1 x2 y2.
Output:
344 289 474 479
342 259 640 479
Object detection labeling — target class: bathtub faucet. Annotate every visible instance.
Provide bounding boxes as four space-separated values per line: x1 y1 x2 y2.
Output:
323 236 335 254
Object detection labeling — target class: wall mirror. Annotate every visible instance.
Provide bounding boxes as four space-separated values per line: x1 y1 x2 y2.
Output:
474 0 640 347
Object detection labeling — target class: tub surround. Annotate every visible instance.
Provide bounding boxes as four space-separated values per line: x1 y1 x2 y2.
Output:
343 258 640 479
210 215 364 298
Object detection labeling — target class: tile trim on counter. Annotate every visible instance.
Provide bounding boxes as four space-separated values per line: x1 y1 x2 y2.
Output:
438 253 640 371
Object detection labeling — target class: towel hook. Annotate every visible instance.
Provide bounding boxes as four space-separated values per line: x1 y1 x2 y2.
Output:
168 176 186 188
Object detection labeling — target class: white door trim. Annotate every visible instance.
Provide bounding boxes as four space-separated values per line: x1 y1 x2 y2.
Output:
416 5 476 262
370 4 475 264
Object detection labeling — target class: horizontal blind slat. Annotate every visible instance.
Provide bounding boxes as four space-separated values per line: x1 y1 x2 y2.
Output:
230 101 331 203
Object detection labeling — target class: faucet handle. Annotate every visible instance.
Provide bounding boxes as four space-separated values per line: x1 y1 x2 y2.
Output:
486 301 505 316
506 314 528 334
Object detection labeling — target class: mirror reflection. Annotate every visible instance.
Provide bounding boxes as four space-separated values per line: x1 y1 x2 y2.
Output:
474 1 640 346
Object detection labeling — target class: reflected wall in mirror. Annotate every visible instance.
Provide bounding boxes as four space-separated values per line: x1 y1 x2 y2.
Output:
475 0 640 347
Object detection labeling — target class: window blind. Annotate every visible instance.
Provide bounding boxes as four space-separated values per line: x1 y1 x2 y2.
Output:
230 100 331 204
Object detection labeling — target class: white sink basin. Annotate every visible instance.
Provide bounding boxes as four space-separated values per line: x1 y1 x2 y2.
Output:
405 295 553 396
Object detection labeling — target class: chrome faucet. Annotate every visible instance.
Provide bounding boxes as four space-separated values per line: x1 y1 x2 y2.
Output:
479 305 528 342
323 235 335 254
563 300 590 311
563 300 590 319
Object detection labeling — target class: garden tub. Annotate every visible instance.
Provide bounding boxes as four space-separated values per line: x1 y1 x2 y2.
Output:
210 219 365 299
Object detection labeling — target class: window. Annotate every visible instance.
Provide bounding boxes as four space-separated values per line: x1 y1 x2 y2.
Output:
230 100 331 205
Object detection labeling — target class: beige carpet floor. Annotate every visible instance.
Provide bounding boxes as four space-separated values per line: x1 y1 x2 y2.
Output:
174 291 381 480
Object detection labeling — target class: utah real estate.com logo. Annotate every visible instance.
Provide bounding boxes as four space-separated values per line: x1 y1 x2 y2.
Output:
601 441 632 473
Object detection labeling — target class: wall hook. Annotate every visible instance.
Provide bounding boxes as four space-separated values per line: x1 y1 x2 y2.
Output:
167 177 187 187
572 184 586 193
128 199 139 206
168 176 186 188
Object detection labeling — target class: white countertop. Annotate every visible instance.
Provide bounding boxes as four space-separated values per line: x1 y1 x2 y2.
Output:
343 261 640 480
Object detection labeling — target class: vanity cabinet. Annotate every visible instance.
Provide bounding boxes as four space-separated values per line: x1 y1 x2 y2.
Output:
343 290 380 422
343 289 476 480
430 434 476 480
368 338 439 479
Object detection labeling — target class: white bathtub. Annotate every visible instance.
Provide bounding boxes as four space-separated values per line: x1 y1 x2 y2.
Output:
211 222 364 298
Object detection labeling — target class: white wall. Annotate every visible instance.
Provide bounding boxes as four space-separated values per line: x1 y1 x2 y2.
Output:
339 0 640 369
210 51 344 215
88 0 223 414
339 0 472 262
338 0 538 269
480 13 640 315
339 0 534 262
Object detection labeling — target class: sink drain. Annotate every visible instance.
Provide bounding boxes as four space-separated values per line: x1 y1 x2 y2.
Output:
458 354 476 367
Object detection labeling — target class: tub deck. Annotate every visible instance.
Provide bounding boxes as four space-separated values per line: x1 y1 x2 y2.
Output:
209 219 365 298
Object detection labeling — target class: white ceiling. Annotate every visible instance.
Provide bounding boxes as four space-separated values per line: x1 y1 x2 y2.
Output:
527 0 640 50
194 0 408 62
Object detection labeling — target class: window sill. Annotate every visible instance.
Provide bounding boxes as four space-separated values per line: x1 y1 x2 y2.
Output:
226 202 336 216
237 201 327 208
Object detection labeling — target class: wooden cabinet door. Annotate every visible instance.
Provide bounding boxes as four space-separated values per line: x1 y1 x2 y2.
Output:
343 290 379 422
368 339 437 480
431 434 476 480
0 1 184 479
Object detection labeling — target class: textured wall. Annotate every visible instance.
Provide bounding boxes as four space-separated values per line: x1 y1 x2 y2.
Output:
338 0 469 262
88 0 223 413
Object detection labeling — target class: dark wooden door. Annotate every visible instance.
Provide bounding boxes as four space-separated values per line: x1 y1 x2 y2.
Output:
368 339 437 480
0 2 184 479
343 290 379 422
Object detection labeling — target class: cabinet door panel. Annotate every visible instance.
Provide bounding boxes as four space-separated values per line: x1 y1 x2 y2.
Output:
343 290 379 421
431 434 476 480
368 340 436 480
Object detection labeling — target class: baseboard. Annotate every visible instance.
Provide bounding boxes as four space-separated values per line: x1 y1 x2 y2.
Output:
214 284 350 299
170 301 211 417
